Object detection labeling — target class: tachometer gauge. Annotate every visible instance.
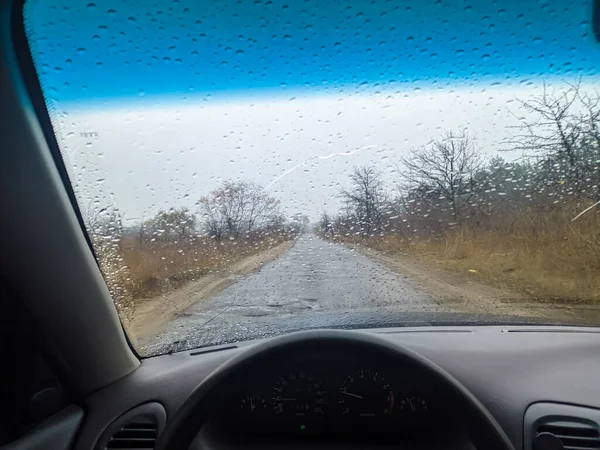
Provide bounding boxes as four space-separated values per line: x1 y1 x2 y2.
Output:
338 370 394 417
239 396 267 414
399 396 428 414
272 371 327 418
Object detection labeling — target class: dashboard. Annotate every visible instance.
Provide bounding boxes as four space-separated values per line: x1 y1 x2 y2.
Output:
71 326 600 450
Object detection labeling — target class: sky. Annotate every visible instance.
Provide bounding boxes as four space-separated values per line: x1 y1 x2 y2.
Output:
23 0 600 222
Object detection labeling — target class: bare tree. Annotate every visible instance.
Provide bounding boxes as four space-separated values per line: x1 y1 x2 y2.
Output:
80 199 123 254
508 82 600 200
509 83 581 156
289 213 310 234
400 132 483 224
319 211 332 234
577 87 600 151
143 208 197 242
575 87 600 200
340 166 387 236
243 182 282 233
470 157 534 217
198 181 282 240
79 200 133 315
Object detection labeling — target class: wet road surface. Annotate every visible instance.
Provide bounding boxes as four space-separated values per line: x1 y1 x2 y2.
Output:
141 234 450 354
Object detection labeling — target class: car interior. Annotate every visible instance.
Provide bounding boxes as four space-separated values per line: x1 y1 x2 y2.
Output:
2 0 600 449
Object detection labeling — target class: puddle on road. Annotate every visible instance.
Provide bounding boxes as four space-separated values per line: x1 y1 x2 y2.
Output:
233 299 319 318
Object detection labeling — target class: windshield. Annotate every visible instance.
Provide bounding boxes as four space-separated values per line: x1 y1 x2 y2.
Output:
24 0 600 356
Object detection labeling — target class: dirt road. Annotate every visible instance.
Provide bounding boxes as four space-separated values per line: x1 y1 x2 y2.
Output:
138 233 565 355
130 240 295 341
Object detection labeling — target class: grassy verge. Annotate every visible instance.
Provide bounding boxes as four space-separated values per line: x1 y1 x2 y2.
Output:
120 234 293 301
333 206 600 304
94 231 296 329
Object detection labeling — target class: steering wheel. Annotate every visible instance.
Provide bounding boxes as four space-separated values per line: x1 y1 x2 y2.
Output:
156 330 515 450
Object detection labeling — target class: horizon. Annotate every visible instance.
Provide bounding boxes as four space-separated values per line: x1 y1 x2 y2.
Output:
56 79 599 225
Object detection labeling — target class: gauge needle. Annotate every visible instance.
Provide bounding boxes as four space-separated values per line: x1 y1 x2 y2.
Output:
409 398 415 412
340 391 363 399
250 397 255 410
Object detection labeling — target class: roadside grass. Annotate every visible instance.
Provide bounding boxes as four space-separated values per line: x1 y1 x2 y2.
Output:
120 234 291 301
334 205 600 304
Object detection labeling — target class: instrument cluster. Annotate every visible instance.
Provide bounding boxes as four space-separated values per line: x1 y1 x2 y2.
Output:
227 362 437 436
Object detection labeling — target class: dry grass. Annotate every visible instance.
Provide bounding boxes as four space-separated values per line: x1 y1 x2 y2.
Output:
342 205 600 304
119 234 290 301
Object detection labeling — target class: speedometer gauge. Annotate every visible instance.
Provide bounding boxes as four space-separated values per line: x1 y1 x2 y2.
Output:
272 371 327 418
338 370 394 417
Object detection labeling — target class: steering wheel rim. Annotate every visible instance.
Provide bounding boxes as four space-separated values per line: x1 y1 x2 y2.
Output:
156 329 515 450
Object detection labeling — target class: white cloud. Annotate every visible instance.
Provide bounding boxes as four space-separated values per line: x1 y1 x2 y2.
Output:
54 80 599 222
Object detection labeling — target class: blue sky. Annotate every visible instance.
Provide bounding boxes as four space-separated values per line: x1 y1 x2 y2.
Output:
25 0 600 106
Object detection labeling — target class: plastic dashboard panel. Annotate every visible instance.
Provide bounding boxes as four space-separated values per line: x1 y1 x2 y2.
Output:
74 326 600 450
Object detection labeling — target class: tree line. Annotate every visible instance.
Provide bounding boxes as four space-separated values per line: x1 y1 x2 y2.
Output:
85 180 305 251
139 180 308 244
320 83 600 237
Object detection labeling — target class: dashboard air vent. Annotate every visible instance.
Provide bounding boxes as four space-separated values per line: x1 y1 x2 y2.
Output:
96 402 166 450
535 423 600 450
525 404 600 450
106 422 157 449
